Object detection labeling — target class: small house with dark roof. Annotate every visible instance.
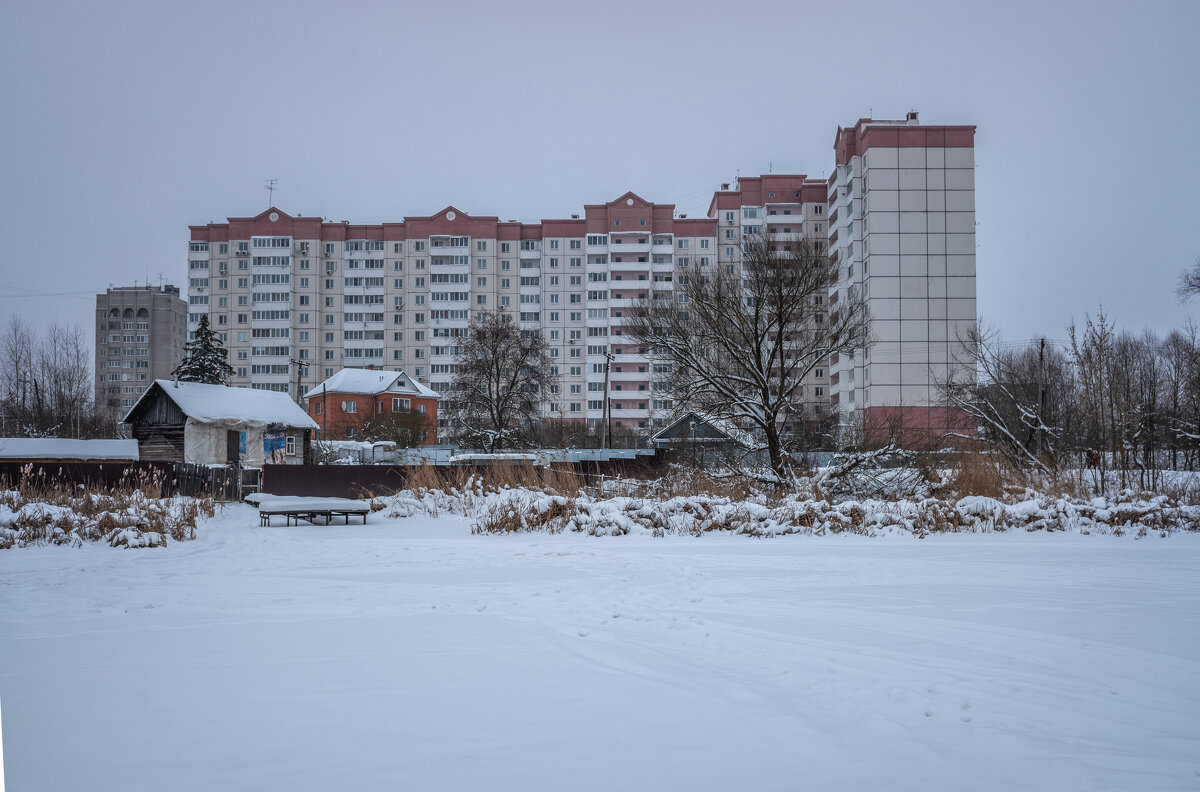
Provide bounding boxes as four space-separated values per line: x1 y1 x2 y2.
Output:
650 412 757 465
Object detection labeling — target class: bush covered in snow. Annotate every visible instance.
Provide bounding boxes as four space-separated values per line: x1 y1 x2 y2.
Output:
466 489 1200 538
0 486 214 549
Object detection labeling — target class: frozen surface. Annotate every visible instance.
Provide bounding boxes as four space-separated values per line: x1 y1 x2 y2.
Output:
1 506 1198 791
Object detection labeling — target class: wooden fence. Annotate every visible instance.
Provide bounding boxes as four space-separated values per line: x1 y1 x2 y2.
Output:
0 461 262 500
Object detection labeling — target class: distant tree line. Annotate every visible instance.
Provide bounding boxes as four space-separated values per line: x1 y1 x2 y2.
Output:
1 316 105 438
942 309 1200 485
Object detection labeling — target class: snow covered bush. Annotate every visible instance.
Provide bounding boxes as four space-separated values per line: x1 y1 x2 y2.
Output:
0 468 214 549
467 488 1200 539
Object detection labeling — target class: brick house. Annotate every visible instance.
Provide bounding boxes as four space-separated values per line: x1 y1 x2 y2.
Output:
304 368 440 444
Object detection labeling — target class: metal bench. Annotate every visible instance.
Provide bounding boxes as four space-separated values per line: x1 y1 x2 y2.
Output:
258 507 371 527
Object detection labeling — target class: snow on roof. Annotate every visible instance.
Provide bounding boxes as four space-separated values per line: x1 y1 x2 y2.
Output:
650 411 757 449
124 380 318 429
304 368 439 400
448 453 539 463
0 438 140 461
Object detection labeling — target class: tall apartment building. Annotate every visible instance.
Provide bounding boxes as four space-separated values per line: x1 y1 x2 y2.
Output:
95 285 188 414
827 112 977 443
186 113 976 442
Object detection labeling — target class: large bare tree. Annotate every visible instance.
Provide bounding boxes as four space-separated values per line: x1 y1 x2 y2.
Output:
447 310 555 451
626 234 869 480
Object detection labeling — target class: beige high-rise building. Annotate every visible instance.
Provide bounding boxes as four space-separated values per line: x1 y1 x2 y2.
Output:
827 112 977 444
186 113 976 444
94 285 187 415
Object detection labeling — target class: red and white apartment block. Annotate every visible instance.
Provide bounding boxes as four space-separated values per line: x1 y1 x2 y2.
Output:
185 113 975 443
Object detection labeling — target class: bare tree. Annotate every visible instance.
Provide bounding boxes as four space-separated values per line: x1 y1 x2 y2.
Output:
1 315 101 437
1176 255 1200 302
939 324 1069 473
446 310 555 451
361 409 434 448
626 234 869 480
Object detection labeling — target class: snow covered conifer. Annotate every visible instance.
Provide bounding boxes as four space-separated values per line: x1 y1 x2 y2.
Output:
172 314 235 385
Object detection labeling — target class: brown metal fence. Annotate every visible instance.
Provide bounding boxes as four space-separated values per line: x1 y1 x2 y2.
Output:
0 456 663 501
261 455 665 499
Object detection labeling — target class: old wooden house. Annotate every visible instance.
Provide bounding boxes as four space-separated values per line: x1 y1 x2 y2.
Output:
122 380 318 466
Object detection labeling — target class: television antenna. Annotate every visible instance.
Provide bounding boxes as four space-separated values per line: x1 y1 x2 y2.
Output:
265 178 279 207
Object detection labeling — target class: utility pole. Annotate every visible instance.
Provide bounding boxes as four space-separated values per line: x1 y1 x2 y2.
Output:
290 357 308 405
1037 337 1046 454
601 350 614 449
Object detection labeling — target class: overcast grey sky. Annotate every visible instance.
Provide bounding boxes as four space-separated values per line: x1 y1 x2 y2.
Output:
2 0 1197 345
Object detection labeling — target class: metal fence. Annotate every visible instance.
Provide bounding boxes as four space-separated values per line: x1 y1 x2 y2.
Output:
261 453 665 499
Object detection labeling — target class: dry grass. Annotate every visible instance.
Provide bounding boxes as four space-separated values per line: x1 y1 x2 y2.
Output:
949 450 1007 498
0 463 214 549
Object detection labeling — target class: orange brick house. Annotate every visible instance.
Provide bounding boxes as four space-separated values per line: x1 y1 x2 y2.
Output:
304 368 440 444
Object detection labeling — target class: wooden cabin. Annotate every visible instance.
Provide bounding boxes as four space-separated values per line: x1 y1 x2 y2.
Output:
122 380 318 466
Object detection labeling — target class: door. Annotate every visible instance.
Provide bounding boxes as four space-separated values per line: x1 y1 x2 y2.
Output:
226 429 240 464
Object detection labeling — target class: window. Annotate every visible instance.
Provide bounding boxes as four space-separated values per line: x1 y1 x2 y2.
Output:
393 397 411 412
342 400 357 413
285 436 296 455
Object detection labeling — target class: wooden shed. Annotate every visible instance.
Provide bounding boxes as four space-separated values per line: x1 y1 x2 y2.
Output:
122 380 318 466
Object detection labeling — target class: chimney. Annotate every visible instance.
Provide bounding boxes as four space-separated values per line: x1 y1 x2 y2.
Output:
721 183 730 191
906 111 919 123
571 214 579 219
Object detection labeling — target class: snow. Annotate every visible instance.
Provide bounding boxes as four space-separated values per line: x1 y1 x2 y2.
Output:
0 437 139 460
123 380 318 429
1 504 1198 791
303 367 439 400
247 493 372 512
448 452 539 462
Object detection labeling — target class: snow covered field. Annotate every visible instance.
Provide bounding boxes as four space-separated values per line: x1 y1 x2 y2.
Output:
2 504 1198 791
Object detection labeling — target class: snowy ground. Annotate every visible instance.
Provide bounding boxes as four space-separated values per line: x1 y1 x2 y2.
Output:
2 504 1198 791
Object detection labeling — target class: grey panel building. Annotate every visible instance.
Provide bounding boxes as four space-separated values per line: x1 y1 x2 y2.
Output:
95 285 188 416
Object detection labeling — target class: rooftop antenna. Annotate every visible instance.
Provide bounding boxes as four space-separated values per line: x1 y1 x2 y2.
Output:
265 178 279 208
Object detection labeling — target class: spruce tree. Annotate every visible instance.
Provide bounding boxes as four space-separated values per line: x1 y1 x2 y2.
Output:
172 314 235 385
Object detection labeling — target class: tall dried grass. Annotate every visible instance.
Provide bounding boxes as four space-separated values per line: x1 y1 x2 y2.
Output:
0 463 214 549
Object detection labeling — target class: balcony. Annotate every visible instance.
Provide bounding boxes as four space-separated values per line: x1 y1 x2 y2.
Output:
519 248 541 260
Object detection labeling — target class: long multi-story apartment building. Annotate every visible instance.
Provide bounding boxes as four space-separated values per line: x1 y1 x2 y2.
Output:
186 112 976 443
95 284 188 414
827 112 977 443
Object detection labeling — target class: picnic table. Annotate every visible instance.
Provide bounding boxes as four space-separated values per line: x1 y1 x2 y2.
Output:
247 495 373 527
